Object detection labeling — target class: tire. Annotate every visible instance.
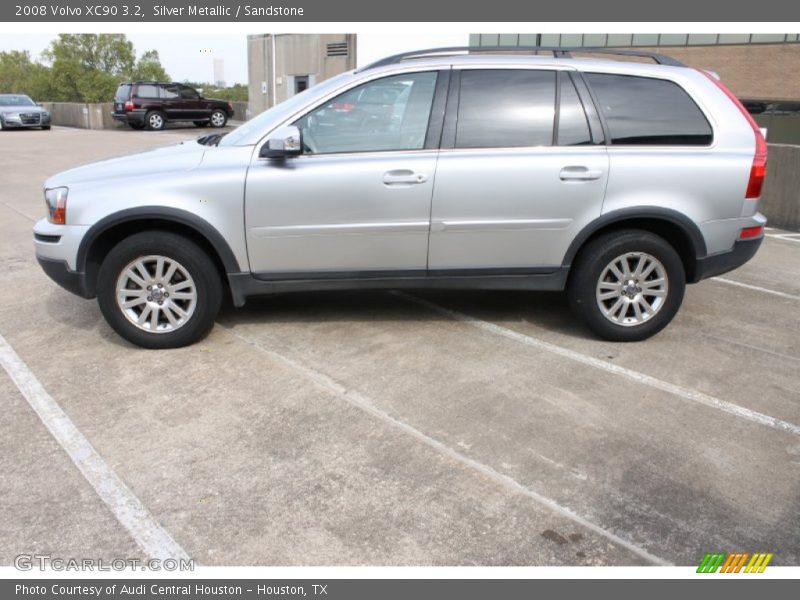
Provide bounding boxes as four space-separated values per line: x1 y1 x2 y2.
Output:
193 120 210 127
96 231 223 349
145 110 167 131
567 229 685 342
209 109 227 128
128 122 146 130
41 125 51 130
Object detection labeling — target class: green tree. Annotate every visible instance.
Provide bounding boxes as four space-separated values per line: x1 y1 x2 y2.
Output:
40 34 170 102
0 50 56 100
131 49 170 82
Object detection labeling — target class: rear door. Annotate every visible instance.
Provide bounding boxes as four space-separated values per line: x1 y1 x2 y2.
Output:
160 84 182 120
428 68 609 271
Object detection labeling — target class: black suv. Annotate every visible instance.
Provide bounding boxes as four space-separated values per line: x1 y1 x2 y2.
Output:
112 82 234 131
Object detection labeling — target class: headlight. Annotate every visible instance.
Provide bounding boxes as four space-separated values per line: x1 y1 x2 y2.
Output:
4 112 19 120
44 187 68 224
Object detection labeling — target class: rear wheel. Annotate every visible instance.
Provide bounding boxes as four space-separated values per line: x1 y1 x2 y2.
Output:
145 110 166 131
567 230 685 341
96 231 223 349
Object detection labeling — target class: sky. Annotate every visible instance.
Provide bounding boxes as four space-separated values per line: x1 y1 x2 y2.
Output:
0 33 469 85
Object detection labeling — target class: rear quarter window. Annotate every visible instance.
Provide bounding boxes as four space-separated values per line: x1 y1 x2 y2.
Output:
584 73 713 146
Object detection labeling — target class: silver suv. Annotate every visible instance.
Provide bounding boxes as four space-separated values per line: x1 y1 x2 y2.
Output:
33 47 768 348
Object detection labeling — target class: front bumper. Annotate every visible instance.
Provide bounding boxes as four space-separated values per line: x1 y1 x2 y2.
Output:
36 256 92 298
2 114 51 128
33 219 93 298
693 236 764 282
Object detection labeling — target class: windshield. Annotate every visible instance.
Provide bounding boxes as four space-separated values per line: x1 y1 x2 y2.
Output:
219 70 356 147
0 95 35 107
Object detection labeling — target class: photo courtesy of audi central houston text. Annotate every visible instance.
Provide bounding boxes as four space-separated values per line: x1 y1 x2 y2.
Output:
1 31 799 572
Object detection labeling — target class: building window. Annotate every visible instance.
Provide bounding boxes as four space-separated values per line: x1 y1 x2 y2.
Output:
632 34 660 46
658 34 688 46
687 34 719 45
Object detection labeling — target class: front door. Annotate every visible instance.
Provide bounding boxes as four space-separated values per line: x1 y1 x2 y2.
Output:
245 70 442 275
428 68 609 271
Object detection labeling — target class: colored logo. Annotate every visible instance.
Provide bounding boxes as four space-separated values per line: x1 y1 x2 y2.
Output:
697 552 773 573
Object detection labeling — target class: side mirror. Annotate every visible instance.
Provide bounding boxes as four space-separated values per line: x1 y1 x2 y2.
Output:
260 126 303 159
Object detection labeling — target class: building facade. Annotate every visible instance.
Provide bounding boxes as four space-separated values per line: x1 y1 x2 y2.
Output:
247 34 357 119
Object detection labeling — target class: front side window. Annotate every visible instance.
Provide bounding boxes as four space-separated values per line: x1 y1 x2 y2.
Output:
455 69 556 148
293 71 438 154
584 73 713 145
162 85 180 99
180 87 199 100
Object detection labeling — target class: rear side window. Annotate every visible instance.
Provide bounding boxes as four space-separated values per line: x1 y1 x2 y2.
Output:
135 84 159 99
584 73 713 145
455 70 556 148
114 84 131 102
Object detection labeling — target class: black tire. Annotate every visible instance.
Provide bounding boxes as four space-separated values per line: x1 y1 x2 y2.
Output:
96 231 223 349
145 110 167 131
193 120 210 127
566 229 685 342
41 125 51 130
209 109 228 128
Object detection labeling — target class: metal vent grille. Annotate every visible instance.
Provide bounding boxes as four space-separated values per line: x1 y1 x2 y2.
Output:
327 42 349 57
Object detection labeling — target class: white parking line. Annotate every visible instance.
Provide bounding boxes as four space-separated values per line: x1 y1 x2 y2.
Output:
0 333 189 562
712 277 800 301
766 232 800 244
391 292 800 438
218 323 671 566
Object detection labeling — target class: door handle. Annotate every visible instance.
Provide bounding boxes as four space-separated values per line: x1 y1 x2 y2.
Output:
559 166 603 181
383 170 428 185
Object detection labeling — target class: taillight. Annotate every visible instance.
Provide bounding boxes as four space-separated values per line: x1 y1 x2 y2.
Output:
697 69 768 199
124 100 134 112
739 225 764 240
332 102 355 112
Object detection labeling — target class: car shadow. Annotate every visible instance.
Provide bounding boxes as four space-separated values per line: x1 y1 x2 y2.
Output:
216 289 595 340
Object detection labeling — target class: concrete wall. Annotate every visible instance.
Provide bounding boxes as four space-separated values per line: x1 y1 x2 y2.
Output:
41 102 122 130
761 144 800 230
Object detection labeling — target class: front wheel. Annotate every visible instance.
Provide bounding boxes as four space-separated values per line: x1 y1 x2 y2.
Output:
209 109 227 128
567 230 685 341
96 232 223 349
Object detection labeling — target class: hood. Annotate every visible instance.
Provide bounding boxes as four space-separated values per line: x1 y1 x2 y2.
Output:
45 140 207 188
0 105 47 114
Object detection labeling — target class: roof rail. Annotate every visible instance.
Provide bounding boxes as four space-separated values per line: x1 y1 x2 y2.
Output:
357 46 686 72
